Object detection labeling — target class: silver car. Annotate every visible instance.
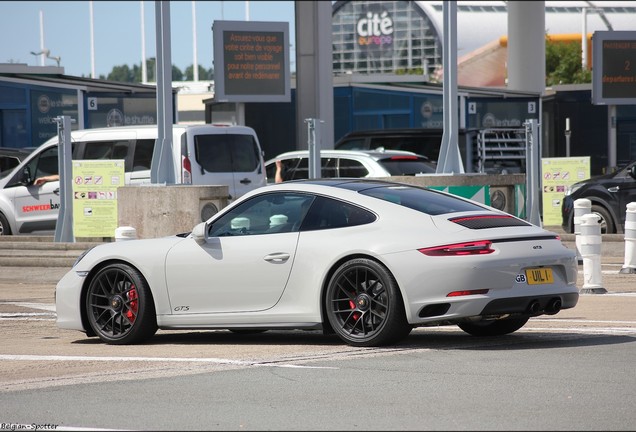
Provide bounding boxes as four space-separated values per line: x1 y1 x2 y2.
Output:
265 149 436 183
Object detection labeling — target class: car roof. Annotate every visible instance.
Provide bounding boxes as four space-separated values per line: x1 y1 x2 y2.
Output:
265 148 429 164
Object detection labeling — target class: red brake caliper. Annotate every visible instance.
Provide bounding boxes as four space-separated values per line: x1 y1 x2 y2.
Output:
126 285 138 323
349 300 360 321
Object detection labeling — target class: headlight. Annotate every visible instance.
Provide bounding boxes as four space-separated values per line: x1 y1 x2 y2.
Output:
72 246 94 268
565 183 584 196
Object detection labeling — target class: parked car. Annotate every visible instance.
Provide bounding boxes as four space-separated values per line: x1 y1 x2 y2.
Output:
56 178 578 347
334 128 452 163
561 160 636 234
0 147 33 179
265 149 436 183
0 124 265 235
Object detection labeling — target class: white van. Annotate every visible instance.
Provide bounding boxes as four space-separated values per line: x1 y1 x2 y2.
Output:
0 124 266 235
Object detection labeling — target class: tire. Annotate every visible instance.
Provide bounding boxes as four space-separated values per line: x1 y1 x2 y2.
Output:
458 316 529 337
0 212 11 236
591 204 615 234
325 258 411 347
85 263 157 345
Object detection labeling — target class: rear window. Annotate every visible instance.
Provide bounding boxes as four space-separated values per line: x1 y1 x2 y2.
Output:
359 185 486 215
377 156 435 175
195 134 259 173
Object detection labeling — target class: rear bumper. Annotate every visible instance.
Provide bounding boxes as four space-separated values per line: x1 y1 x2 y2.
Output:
480 292 579 315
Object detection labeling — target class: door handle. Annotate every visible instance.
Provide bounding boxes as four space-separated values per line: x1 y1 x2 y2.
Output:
608 186 619 193
264 252 290 263
53 188 60 195
240 178 252 185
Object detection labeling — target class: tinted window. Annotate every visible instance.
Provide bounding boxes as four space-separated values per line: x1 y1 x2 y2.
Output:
300 196 376 231
338 158 369 177
132 139 155 171
83 140 130 161
195 134 259 173
360 185 486 215
377 157 436 175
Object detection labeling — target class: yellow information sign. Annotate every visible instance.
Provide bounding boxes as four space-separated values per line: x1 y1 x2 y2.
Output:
72 160 125 237
541 157 591 226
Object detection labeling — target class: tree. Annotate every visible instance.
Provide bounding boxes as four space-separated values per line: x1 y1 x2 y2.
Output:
545 37 592 86
107 64 135 82
184 64 214 81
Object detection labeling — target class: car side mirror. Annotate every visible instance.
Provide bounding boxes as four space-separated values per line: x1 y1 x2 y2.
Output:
191 222 207 244
629 165 636 180
20 167 33 185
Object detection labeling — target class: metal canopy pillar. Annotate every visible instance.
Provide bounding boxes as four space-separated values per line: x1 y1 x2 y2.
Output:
507 1 545 94
436 1 464 174
151 0 175 184
294 1 334 151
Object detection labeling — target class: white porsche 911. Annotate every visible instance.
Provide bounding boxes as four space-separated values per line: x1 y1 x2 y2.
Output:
56 179 579 347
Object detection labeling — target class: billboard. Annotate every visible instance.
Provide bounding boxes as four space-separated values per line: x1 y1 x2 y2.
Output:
213 20 290 103
592 31 636 105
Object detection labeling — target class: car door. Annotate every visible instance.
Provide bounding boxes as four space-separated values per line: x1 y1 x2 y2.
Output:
11 145 60 233
617 162 636 225
164 192 314 314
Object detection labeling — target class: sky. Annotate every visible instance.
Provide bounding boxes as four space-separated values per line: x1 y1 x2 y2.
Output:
0 1 296 78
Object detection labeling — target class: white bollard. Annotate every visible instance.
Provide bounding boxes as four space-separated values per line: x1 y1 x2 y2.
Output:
620 202 636 274
579 213 607 294
115 226 137 241
573 198 591 265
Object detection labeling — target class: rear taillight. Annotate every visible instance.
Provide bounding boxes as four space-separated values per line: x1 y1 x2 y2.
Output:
447 289 489 297
182 156 192 184
389 155 418 160
418 240 494 256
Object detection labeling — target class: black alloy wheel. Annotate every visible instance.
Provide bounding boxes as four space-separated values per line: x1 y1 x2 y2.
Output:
86 263 157 344
591 204 615 234
326 258 411 347
0 212 11 235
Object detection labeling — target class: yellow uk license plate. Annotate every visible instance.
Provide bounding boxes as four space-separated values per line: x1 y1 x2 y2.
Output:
525 268 554 285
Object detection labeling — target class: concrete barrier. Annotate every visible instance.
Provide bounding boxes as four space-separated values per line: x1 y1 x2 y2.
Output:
117 185 229 239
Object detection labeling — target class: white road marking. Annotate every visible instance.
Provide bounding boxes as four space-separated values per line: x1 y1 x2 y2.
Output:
532 318 636 324
0 354 338 369
522 327 636 335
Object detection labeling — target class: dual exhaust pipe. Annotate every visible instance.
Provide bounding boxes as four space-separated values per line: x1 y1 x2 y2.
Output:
527 297 562 315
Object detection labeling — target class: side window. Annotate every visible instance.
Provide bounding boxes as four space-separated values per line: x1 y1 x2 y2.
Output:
132 139 155 171
289 157 309 180
208 192 315 237
338 158 369 178
301 196 376 231
32 146 59 180
321 157 337 178
83 140 131 161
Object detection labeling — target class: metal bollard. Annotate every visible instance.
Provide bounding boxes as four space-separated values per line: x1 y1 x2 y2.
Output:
579 213 607 294
620 202 636 274
573 198 591 265
115 226 137 241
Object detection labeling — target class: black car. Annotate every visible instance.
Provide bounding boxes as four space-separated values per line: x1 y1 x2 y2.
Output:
561 161 636 234
0 147 33 179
